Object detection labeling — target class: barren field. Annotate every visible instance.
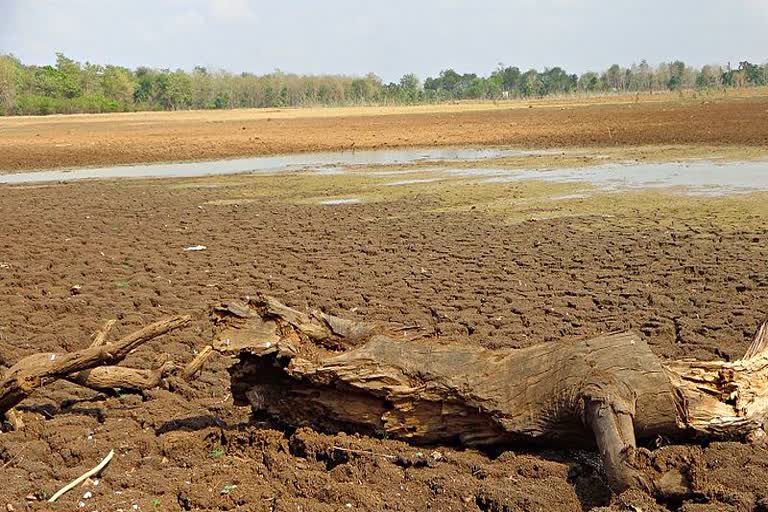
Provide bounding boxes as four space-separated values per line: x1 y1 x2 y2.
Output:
1 89 768 171
1 96 768 512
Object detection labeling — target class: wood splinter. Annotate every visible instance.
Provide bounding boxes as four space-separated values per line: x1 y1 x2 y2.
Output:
213 295 768 496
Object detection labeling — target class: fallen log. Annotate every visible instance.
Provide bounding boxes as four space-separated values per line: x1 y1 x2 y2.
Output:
213 296 768 495
0 315 191 416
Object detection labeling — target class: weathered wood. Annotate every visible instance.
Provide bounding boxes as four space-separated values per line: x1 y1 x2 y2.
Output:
214 296 768 495
665 321 768 438
90 319 117 348
0 315 191 414
183 345 214 380
65 361 178 393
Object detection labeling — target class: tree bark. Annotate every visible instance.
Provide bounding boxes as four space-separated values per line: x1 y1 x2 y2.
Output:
213 296 768 495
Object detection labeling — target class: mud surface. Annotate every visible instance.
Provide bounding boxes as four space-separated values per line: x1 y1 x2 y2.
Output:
2 93 768 171
1 172 767 511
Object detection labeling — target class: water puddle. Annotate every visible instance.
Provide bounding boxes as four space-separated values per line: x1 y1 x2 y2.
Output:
385 178 442 186
319 198 361 205
307 166 347 176
1 147 765 197
0 147 553 184
468 160 768 196
548 193 589 201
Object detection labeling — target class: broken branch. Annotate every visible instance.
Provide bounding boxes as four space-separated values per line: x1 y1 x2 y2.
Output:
0 315 191 415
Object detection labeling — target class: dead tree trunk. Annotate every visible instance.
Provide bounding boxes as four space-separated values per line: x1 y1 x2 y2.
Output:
213 296 768 495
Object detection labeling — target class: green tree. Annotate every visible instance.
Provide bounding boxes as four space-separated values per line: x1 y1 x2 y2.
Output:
603 64 626 91
101 65 136 105
54 53 82 98
739 61 765 85
133 67 158 105
492 65 522 96
667 61 686 90
158 70 192 110
0 55 20 113
519 69 541 96
191 66 214 108
578 71 602 92
349 73 382 103
2 52 764 115
540 67 576 95
398 73 421 102
80 62 103 96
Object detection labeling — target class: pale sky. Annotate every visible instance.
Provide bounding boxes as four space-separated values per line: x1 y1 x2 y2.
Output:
1 0 766 81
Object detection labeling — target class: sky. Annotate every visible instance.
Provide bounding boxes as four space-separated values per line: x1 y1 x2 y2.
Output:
1 0 767 81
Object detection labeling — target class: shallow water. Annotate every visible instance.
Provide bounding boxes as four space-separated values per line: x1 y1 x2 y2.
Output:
319 198 361 205
0 147 551 184
460 160 768 196
385 178 442 186
1 148 766 197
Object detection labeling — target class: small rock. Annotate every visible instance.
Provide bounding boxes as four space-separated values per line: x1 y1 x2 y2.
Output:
70 285 82 295
7 504 15 512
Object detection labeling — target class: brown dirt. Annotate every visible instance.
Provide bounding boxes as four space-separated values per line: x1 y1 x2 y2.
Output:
1 173 767 511
1 92 768 171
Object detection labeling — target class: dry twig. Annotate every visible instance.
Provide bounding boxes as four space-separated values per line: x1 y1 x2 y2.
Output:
48 449 114 503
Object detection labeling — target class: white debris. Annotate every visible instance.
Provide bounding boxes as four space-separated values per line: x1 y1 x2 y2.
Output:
183 245 207 252
82 491 93 499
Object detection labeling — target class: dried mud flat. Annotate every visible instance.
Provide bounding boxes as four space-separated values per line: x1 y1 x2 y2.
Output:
0 170 767 512
2 91 768 172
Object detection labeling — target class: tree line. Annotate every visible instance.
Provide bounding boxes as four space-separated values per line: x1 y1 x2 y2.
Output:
0 53 766 115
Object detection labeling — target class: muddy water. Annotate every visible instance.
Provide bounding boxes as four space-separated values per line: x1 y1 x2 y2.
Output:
451 159 768 196
1 148 766 197
0 147 552 184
